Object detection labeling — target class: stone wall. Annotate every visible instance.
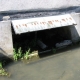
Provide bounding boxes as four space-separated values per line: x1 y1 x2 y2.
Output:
0 0 80 12
0 21 13 57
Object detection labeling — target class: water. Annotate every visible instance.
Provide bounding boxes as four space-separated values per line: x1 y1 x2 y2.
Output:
1 44 80 80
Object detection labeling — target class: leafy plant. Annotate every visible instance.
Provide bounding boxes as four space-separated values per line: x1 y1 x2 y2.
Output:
17 47 22 58
13 47 22 61
0 62 2 68
52 48 56 53
0 62 10 77
13 47 31 61
13 48 18 61
24 48 30 60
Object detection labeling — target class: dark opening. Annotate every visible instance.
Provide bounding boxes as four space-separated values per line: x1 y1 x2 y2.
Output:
12 26 72 55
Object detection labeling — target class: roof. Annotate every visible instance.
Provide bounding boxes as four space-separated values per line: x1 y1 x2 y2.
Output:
12 14 76 34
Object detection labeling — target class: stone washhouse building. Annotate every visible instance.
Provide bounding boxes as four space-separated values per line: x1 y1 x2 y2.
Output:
0 0 80 57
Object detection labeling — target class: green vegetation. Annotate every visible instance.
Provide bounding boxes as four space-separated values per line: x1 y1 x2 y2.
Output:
52 48 56 54
23 48 30 60
0 62 10 77
13 47 31 61
0 47 32 77
0 62 2 68
13 47 22 61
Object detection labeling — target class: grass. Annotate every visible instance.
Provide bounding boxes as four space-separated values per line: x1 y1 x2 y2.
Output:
13 47 22 61
13 47 31 61
23 48 30 60
0 62 10 77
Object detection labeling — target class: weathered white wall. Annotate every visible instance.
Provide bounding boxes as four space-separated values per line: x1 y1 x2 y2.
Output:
0 21 13 57
0 0 80 12
70 13 80 42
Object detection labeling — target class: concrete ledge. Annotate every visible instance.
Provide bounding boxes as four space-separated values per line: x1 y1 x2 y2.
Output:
0 0 80 12
0 21 13 57
70 13 80 42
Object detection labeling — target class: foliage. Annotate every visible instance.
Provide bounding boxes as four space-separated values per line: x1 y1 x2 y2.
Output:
13 47 22 61
24 48 30 60
13 47 31 61
0 62 2 68
0 62 10 77
52 48 56 53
